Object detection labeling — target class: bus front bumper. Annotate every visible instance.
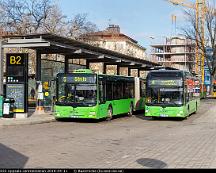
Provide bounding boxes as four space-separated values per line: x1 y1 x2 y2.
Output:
54 105 98 119
145 105 185 118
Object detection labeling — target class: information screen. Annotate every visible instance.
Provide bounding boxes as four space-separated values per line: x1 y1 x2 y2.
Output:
59 75 97 84
6 53 28 83
149 79 183 86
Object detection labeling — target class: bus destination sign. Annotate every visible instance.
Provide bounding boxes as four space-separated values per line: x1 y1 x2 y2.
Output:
149 79 182 86
60 75 96 84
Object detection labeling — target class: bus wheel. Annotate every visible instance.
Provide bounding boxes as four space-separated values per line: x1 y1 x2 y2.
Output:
128 104 134 117
106 107 113 121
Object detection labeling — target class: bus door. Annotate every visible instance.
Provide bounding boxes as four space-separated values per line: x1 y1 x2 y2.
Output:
43 80 55 112
134 77 141 110
98 80 108 117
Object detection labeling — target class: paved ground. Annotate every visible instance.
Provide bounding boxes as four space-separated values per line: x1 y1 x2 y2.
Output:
0 109 55 126
0 99 216 169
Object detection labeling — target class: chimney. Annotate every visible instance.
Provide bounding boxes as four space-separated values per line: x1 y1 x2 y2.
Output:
106 24 120 34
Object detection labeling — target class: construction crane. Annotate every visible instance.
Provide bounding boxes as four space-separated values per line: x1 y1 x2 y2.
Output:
166 0 206 87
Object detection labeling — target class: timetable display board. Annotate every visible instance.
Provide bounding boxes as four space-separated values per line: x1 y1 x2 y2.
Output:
6 84 26 113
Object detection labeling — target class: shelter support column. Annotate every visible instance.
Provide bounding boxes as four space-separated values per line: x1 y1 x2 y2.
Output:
65 55 69 73
86 60 90 69
128 67 131 76
0 40 3 96
36 50 41 81
35 50 44 113
117 65 120 75
103 63 107 74
138 69 141 77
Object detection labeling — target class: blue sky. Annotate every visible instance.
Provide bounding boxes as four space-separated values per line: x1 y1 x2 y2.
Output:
57 0 190 51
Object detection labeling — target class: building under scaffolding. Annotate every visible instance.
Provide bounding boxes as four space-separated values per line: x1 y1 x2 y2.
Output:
151 36 196 73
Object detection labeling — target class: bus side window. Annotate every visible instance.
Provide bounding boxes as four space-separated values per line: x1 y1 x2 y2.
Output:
186 93 190 102
185 88 189 103
128 82 134 98
123 82 127 99
140 81 145 97
113 82 118 100
115 82 123 99
124 82 129 98
106 81 113 101
99 81 106 104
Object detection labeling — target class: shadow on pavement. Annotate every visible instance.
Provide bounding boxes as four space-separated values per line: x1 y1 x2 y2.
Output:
27 108 36 118
0 143 28 168
55 113 134 123
135 114 186 121
55 118 103 123
136 158 167 168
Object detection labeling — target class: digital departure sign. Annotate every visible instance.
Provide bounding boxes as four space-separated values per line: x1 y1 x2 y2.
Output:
59 75 97 84
6 53 28 83
6 54 25 66
149 79 183 86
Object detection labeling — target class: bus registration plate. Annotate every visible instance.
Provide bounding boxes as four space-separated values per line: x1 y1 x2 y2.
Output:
70 115 79 118
160 114 168 117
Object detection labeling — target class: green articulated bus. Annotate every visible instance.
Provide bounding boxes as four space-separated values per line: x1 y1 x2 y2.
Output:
145 70 200 119
54 69 145 120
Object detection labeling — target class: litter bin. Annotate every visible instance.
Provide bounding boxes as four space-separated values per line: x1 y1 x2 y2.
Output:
3 98 15 118
0 96 3 117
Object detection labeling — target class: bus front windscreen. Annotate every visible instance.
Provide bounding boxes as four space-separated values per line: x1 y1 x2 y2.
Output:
57 83 97 106
146 87 183 106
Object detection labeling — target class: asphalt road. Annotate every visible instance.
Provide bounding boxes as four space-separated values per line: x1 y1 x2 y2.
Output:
0 99 216 168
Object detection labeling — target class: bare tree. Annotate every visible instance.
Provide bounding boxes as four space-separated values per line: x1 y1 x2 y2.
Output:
0 0 98 36
0 0 53 34
42 4 68 35
0 0 98 74
67 13 98 40
182 2 216 94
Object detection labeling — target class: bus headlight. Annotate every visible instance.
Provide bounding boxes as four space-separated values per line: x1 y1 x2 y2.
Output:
145 107 149 113
89 112 96 116
146 97 151 103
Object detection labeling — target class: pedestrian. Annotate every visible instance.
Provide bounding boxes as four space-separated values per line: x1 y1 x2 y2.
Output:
30 88 36 99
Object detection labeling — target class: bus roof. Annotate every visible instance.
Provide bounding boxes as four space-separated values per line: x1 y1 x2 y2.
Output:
73 69 94 73
57 69 144 80
150 69 186 73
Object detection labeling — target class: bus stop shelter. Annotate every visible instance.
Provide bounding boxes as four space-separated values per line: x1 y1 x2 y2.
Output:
0 33 171 114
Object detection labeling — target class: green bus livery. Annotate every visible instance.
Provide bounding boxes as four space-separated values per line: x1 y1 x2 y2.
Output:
145 70 200 119
54 69 145 120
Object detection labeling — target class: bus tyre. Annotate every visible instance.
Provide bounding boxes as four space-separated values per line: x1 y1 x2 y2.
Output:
128 104 134 117
106 107 113 121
